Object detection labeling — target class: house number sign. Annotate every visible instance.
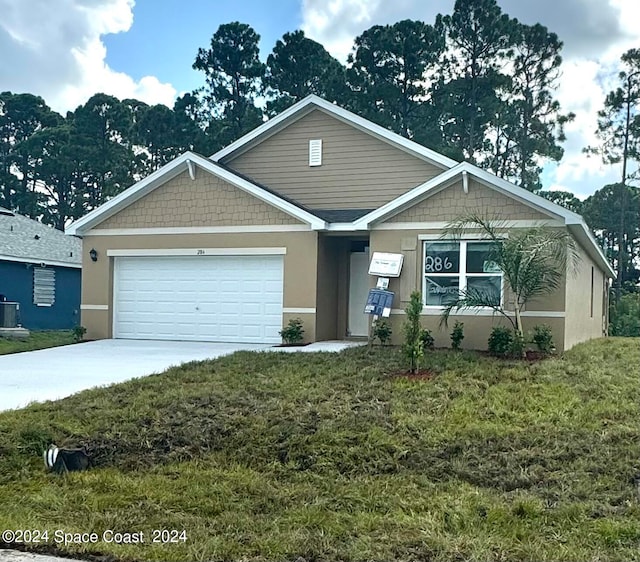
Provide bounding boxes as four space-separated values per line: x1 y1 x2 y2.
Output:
424 256 453 272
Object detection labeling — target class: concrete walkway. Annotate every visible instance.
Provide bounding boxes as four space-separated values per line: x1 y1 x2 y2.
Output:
0 339 362 412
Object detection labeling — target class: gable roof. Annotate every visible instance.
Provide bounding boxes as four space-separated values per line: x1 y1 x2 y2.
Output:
352 162 615 278
0 207 81 268
64 97 613 279
66 152 327 235
211 94 458 170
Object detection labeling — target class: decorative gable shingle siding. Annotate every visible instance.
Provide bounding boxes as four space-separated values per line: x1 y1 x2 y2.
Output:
387 179 550 223
224 109 443 210
94 171 303 230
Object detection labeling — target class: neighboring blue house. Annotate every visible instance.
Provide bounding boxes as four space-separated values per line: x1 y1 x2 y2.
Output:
0 206 81 330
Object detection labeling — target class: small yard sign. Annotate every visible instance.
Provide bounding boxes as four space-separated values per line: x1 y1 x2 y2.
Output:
368 252 404 277
364 289 394 318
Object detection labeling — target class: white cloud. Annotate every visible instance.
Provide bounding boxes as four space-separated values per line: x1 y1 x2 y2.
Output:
301 0 640 197
301 0 451 62
0 0 176 114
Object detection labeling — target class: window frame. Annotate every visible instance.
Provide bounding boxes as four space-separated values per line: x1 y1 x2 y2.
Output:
422 239 504 310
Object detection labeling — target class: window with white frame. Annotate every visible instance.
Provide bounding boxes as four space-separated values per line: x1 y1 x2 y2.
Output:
33 267 55 306
423 241 502 307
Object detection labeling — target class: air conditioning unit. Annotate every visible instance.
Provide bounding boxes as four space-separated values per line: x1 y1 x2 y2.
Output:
0 302 19 328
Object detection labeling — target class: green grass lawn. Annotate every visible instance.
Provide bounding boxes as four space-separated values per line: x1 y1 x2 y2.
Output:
0 338 639 561
0 330 75 355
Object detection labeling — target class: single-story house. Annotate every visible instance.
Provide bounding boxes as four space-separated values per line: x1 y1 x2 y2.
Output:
1 207 81 330
66 95 614 351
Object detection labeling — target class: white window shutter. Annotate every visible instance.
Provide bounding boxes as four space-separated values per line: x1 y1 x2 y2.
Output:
309 139 322 166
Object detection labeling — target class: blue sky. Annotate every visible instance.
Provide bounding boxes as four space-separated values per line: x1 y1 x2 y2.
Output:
103 0 302 97
1 0 639 197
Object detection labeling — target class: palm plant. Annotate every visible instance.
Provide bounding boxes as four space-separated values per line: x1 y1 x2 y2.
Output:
439 214 579 350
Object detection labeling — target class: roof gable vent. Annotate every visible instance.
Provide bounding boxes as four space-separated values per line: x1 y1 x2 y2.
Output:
309 139 322 166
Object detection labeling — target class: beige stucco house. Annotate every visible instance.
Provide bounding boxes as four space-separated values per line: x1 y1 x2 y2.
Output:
66 95 614 351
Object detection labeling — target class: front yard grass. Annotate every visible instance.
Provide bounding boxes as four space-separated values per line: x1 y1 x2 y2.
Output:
0 337 638 561
0 330 75 355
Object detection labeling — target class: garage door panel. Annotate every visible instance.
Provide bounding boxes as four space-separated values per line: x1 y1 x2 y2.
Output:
114 255 284 343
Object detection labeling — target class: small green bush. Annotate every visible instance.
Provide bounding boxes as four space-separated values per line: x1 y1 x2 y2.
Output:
488 326 513 357
531 324 555 354
279 318 304 344
451 321 464 350
372 319 392 345
72 325 87 343
420 328 434 350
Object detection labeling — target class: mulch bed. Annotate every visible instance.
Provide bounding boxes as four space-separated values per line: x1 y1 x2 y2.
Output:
392 369 437 381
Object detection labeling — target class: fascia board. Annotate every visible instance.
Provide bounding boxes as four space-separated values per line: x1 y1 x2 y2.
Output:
67 151 326 235
187 153 327 229
309 99 457 169
210 97 318 161
567 222 616 278
464 163 578 221
0 254 82 269
353 164 465 228
66 153 193 236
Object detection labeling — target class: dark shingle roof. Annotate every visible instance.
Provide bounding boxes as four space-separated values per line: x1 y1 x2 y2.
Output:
311 209 375 222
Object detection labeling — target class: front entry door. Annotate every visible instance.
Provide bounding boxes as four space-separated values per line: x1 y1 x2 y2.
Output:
348 248 370 337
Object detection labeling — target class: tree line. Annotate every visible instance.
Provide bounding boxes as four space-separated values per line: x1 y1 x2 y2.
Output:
0 0 637 296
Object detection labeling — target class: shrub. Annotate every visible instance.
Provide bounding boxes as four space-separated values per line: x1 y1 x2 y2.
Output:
531 324 555 354
510 330 526 358
403 291 424 374
279 318 304 344
372 319 392 345
72 325 87 343
488 326 513 357
451 321 464 350
420 328 434 350
610 292 640 336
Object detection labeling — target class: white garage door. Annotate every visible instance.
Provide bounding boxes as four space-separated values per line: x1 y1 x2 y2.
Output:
114 255 284 343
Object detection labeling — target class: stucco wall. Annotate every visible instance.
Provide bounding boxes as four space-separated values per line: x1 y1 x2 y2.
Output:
95 170 302 230
370 227 568 351
225 108 443 210
80 231 318 342
0 260 80 330
383 313 566 352
564 241 607 350
315 235 341 341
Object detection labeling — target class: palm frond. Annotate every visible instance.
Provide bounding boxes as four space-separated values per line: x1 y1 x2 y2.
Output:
439 212 579 336
439 287 516 330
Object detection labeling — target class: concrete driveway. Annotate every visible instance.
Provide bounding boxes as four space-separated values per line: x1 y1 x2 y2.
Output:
0 339 273 412
0 339 361 412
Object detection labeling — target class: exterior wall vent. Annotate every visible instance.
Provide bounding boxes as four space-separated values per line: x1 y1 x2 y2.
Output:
33 267 55 307
309 139 322 166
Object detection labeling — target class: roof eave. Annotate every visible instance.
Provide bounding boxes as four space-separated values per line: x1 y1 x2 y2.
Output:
566 220 616 278
66 153 194 236
67 152 327 236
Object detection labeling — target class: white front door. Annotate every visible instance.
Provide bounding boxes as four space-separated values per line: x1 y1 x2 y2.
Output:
348 249 370 337
113 255 284 343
